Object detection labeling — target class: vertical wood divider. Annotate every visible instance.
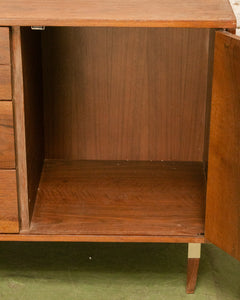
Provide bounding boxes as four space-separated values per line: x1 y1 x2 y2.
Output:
11 26 29 230
203 29 215 169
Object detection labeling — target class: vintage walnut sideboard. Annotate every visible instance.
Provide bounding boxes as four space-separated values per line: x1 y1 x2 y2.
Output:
0 0 239 294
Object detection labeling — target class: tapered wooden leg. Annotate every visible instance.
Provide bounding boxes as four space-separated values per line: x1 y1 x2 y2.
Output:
186 243 201 294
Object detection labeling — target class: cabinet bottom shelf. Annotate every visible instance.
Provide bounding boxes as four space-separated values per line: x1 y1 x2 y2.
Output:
29 160 206 237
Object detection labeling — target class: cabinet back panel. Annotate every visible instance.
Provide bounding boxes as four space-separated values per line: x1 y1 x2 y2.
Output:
42 28 210 161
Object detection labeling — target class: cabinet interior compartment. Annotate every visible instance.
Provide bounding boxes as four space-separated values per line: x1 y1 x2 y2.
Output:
20 27 214 237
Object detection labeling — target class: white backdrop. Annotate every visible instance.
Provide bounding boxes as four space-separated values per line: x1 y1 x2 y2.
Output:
230 0 240 35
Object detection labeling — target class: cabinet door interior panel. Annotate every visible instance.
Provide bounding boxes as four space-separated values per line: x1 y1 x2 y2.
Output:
43 27 210 161
206 31 240 261
0 65 12 99
0 27 10 64
0 101 15 168
0 170 19 233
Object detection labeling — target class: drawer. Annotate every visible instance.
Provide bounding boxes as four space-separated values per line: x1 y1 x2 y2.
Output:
0 170 19 233
0 28 10 64
0 101 15 168
0 65 11 99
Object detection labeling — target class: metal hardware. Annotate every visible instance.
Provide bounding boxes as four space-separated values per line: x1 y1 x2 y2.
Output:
31 26 45 31
188 243 201 259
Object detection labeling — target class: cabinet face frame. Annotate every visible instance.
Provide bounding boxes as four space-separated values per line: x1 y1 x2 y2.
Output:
5 26 240 264
8 26 208 242
0 27 19 233
206 31 240 261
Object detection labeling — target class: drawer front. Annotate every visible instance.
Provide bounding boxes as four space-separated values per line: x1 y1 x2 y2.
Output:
0 101 15 168
0 65 12 99
0 28 10 65
0 170 19 233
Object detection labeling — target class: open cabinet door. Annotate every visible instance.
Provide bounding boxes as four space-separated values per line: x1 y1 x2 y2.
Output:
206 31 240 261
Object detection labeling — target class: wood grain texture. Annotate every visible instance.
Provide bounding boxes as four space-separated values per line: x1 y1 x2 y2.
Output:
0 65 11 99
43 28 210 161
203 29 215 166
0 101 15 168
0 234 205 243
30 160 206 236
0 0 236 28
186 258 200 294
21 27 44 222
0 27 10 64
0 170 19 233
206 31 240 261
11 27 29 230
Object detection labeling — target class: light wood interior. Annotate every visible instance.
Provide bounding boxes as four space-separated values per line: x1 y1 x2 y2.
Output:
30 160 205 236
42 27 210 162
20 27 214 237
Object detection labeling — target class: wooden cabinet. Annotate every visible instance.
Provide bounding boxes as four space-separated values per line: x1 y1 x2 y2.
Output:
0 0 239 294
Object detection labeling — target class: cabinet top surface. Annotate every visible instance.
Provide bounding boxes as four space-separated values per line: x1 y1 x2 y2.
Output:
0 0 236 28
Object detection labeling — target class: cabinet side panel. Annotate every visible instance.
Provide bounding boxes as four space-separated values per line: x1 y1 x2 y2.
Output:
206 32 240 261
43 28 210 161
20 28 44 222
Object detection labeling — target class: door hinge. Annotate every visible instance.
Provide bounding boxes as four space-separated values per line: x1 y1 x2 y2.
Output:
31 26 45 31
